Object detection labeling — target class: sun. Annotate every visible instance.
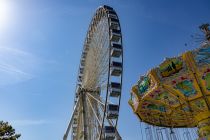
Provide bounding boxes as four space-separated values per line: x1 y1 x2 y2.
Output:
0 0 12 29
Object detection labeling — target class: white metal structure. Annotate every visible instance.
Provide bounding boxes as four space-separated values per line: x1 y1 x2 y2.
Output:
64 5 123 140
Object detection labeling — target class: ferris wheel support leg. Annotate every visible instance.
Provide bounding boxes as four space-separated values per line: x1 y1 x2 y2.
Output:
195 111 210 140
82 91 88 140
63 97 81 140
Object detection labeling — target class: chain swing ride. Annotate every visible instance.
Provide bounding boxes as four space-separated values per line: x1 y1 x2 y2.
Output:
129 24 210 140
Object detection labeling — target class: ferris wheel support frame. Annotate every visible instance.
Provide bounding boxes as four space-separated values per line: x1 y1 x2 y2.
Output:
63 97 81 140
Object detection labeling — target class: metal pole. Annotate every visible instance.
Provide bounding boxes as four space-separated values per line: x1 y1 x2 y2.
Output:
82 91 88 140
63 97 81 140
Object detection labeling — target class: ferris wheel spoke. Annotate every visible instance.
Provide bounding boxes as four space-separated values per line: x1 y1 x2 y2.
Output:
85 40 109 88
91 20 108 49
83 64 109 90
85 90 113 107
82 48 108 89
86 95 103 126
91 47 109 75
92 31 109 56
99 59 109 74
86 95 107 139
98 70 109 84
86 92 105 106
100 83 108 90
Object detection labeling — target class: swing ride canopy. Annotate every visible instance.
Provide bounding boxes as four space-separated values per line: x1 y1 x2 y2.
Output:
129 40 210 128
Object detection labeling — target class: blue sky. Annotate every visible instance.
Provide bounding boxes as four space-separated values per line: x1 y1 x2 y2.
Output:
0 0 210 140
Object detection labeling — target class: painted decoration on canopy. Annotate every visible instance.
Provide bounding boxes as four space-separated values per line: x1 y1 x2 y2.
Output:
171 112 185 120
192 99 208 111
195 100 206 109
198 135 210 140
159 58 183 78
174 79 197 97
208 96 210 104
202 68 210 91
139 112 156 119
137 76 150 96
149 89 179 106
181 106 191 112
194 46 210 65
170 110 195 127
129 92 139 110
142 102 166 112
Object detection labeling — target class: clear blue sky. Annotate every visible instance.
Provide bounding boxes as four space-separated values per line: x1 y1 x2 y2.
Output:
0 0 210 140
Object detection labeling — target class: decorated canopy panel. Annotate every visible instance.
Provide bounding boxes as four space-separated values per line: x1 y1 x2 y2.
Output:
129 41 210 128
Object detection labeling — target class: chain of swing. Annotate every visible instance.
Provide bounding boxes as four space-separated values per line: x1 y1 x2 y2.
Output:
139 97 199 140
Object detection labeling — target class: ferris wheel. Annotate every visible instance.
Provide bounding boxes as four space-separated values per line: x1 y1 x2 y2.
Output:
64 5 123 140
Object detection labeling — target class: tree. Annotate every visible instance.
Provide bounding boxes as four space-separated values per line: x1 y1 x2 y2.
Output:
0 121 21 140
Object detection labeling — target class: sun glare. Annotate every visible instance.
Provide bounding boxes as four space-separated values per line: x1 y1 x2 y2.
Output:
0 0 13 29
